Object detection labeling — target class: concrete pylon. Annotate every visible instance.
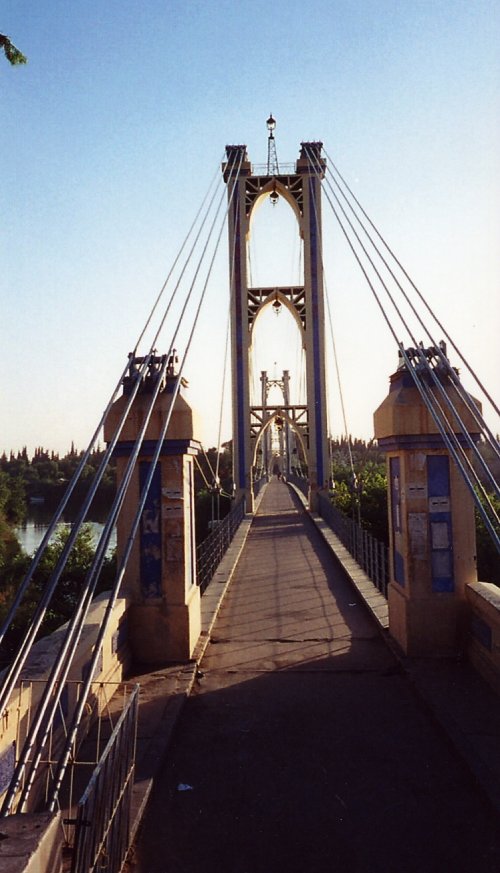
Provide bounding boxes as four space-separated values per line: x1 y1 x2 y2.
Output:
104 367 201 663
374 361 480 656
222 140 329 511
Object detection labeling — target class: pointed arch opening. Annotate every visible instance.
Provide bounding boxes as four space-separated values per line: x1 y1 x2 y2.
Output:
246 184 304 289
250 290 305 349
252 409 309 477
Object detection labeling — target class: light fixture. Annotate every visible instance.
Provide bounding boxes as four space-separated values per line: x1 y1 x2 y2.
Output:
266 114 276 135
272 292 282 315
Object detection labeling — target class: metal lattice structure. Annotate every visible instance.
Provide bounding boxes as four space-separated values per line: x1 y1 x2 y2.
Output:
70 685 139 873
196 497 246 593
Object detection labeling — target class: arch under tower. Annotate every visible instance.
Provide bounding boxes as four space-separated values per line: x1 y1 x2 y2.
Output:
222 138 329 509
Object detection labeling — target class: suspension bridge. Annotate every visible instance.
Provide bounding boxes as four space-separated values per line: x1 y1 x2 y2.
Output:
0 119 499 873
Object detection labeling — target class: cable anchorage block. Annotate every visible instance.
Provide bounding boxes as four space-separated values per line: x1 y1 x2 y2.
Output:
123 352 170 395
398 341 458 384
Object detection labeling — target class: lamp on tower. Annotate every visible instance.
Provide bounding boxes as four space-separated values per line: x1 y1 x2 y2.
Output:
266 113 280 184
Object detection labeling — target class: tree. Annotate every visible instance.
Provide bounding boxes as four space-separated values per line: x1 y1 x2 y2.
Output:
0 522 116 664
0 470 26 524
0 34 27 66
475 492 500 584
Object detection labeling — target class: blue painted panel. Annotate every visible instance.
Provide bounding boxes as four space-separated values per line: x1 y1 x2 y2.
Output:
394 550 405 586
431 552 454 592
427 454 450 497
140 461 162 598
113 439 198 458
390 457 401 533
471 614 493 650
427 455 454 592
390 457 405 586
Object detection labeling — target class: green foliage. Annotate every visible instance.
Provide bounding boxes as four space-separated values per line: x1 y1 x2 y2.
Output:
475 491 500 584
330 439 500 583
0 445 116 518
0 522 116 662
33 523 113 634
0 34 27 66
194 443 233 543
0 511 25 575
330 439 389 545
0 470 26 524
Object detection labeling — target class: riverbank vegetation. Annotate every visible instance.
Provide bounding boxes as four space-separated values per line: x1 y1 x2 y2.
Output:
0 437 497 658
0 444 115 523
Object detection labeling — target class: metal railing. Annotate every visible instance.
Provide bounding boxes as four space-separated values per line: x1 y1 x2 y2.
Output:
253 475 268 498
251 162 296 175
70 683 139 873
317 491 388 597
196 498 246 594
287 472 309 499
0 679 132 822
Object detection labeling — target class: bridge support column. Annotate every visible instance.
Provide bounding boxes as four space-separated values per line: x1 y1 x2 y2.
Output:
105 372 201 663
374 363 480 656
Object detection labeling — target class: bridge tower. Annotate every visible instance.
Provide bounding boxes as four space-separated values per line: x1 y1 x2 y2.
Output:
374 347 481 656
260 369 293 477
222 128 329 509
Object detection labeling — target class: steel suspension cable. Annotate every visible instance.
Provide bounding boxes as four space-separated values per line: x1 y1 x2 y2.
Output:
326 286 356 479
215 186 239 483
47 148 245 811
0 155 237 810
304 145 499 542
0 380 123 647
201 444 217 483
0 349 160 720
133 157 224 354
0 158 225 652
195 455 212 490
304 146 498 497
319 155 500 493
307 171 355 479
215 311 231 484
404 350 500 551
407 352 499 513
323 147 500 419
7 354 174 816
321 155 500 464
13 153 244 811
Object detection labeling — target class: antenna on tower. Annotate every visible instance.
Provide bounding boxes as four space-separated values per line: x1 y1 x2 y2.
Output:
266 114 279 204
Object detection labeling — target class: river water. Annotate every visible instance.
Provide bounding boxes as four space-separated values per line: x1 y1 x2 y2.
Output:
15 507 116 556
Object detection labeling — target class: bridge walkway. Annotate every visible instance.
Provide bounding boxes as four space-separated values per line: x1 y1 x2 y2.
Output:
132 479 500 873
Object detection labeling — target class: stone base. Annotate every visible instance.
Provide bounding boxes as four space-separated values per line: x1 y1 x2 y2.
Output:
128 585 201 663
388 582 466 657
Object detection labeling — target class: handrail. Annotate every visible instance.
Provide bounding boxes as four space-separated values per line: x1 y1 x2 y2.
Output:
316 491 388 597
287 472 309 499
196 498 246 593
251 162 297 176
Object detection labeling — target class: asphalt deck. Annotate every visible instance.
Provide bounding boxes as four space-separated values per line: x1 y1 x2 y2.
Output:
129 480 500 873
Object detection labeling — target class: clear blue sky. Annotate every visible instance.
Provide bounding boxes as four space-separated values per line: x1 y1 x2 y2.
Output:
2 0 499 455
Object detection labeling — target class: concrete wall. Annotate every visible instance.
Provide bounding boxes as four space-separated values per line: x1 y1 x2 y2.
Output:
0 812 63 873
0 593 130 815
467 581 500 695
